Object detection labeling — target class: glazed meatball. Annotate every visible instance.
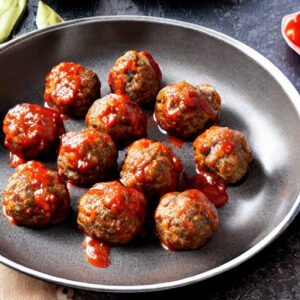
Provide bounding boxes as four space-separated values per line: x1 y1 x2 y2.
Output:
193 126 252 184
77 181 147 245
85 93 147 145
155 81 221 139
120 138 183 199
44 62 101 118
57 129 117 186
2 161 70 227
3 103 65 163
155 189 219 250
108 50 162 105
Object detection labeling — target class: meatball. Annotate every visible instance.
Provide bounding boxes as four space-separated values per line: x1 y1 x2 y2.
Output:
120 138 183 199
85 93 147 145
2 161 70 227
155 189 219 250
57 129 117 186
77 181 147 245
193 126 252 184
3 103 65 163
44 62 101 118
154 81 221 139
108 50 162 105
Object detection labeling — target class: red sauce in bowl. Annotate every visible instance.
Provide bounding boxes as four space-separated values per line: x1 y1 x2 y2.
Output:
284 13 300 47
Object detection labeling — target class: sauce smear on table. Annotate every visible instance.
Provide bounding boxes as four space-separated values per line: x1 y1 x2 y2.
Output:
83 236 110 268
187 169 228 207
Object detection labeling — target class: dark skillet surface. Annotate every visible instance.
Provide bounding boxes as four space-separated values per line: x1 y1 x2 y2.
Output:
0 17 299 291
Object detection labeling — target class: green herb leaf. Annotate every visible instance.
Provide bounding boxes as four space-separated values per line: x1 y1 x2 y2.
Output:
36 1 63 30
0 0 27 43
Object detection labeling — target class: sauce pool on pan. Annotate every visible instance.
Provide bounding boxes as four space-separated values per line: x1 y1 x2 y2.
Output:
186 169 228 207
83 236 111 268
167 136 184 148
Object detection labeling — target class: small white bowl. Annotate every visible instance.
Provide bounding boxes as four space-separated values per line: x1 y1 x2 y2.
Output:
282 11 300 55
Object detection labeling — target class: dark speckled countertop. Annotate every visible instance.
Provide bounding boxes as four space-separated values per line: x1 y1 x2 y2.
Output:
6 0 300 299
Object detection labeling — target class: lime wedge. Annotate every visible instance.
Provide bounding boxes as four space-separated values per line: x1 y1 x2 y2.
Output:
0 0 27 43
36 1 63 30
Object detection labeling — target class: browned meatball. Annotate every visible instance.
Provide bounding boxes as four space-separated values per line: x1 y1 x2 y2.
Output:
77 181 147 245
120 138 183 199
108 50 162 105
155 189 219 250
154 81 221 139
2 161 70 227
85 93 147 145
3 103 65 164
193 126 252 184
57 129 117 186
44 62 101 118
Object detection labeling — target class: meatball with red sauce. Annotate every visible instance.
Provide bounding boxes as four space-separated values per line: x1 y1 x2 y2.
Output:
2 161 70 227
108 50 162 105
154 81 221 139
120 138 183 199
193 126 252 184
57 129 117 186
85 93 147 145
44 62 101 118
155 189 219 250
77 181 147 245
3 103 65 164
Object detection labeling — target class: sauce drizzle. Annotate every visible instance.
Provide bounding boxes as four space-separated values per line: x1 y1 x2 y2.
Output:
186 169 228 207
168 136 184 148
83 236 111 268
9 152 26 168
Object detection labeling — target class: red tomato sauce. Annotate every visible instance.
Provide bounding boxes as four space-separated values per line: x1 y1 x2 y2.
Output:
93 94 145 135
141 50 162 81
83 236 110 268
45 62 83 105
108 57 136 94
88 185 125 214
59 130 100 172
284 13 300 47
21 161 59 218
9 152 26 168
167 136 184 148
186 170 228 207
60 113 71 121
4 104 64 156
